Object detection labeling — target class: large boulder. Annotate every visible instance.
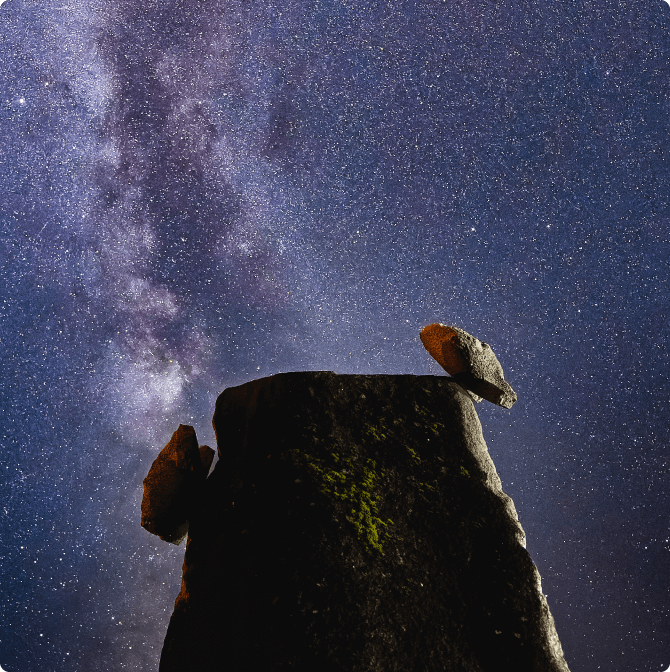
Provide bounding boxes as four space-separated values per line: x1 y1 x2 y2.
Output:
152 372 569 672
141 424 214 545
420 323 517 408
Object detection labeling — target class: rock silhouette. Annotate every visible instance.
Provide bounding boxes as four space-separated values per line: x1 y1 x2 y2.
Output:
142 372 569 672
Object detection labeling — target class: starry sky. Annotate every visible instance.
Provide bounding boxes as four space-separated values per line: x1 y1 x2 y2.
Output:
1 0 669 670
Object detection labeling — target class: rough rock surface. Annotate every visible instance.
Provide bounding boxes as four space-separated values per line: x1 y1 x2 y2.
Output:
420 323 517 408
141 424 214 545
153 372 569 672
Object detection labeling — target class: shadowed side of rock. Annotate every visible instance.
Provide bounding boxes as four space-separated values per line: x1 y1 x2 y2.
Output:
156 372 570 672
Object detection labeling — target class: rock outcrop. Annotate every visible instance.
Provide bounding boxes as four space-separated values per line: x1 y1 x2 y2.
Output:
420 324 517 408
143 372 569 672
141 424 214 545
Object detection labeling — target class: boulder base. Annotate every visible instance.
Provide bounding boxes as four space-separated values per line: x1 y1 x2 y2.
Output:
156 372 569 672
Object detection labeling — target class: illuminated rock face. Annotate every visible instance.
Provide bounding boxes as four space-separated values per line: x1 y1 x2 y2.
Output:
141 424 214 545
420 324 517 409
151 372 569 672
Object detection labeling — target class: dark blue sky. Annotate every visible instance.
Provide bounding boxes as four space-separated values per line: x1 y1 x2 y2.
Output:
1 0 669 670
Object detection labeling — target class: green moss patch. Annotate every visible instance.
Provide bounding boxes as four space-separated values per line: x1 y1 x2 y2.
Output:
290 443 394 556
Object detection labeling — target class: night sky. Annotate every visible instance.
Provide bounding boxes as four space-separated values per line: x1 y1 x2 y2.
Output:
1 0 669 670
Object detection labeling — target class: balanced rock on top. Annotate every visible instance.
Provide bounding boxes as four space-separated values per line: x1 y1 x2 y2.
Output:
420 323 517 409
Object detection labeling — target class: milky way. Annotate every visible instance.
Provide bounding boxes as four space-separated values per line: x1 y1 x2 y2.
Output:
1 1 669 670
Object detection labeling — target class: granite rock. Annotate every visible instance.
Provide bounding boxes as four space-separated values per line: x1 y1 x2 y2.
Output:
420 323 517 408
153 372 569 672
141 424 214 545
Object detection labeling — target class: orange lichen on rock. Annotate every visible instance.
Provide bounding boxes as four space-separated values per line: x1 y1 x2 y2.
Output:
420 323 469 375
